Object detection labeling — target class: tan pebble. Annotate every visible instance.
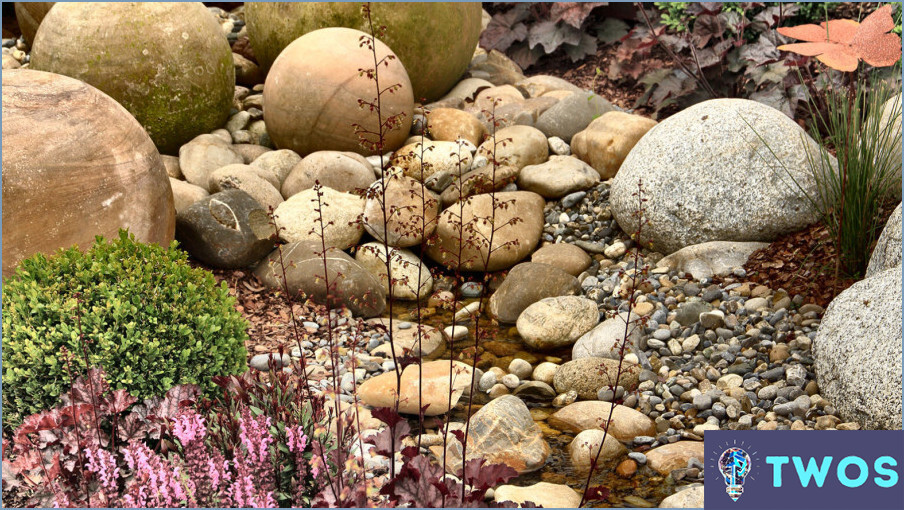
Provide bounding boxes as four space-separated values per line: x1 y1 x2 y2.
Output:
616 459 638 478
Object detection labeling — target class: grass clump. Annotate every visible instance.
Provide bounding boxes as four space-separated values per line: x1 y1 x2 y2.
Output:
799 76 902 278
2 230 248 428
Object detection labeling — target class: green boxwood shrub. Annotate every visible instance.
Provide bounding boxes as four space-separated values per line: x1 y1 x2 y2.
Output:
2 230 248 428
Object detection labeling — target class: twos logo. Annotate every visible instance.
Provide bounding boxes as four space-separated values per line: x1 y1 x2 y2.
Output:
705 431 903 510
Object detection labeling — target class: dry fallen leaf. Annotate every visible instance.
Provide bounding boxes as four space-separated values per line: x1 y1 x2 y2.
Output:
777 5 901 71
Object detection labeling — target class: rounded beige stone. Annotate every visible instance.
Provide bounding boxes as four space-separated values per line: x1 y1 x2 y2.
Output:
2 70 174 277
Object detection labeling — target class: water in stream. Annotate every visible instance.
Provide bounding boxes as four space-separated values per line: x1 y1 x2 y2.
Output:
390 297 687 508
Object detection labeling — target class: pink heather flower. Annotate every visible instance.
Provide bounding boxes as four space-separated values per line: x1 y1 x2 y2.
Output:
121 441 191 508
85 446 120 502
228 409 277 508
173 410 207 445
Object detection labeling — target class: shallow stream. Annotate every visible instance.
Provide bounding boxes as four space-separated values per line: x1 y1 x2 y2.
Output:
390 297 685 508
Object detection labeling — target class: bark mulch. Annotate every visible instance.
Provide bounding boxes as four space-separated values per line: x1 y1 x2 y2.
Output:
740 223 854 308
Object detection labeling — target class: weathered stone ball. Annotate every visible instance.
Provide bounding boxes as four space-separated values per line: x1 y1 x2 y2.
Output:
30 2 234 155
2 70 175 278
263 27 413 156
245 2 482 102
13 2 54 44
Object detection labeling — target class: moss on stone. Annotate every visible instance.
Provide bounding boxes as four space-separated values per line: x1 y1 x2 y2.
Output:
30 3 234 155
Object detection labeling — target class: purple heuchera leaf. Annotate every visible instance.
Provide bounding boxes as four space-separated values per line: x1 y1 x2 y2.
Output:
480 4 530 52
551 2 608 29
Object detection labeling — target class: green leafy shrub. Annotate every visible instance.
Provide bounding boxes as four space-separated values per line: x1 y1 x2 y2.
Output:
2 230 248 428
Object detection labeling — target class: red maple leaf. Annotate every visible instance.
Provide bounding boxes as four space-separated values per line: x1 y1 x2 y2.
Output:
776 4 901 71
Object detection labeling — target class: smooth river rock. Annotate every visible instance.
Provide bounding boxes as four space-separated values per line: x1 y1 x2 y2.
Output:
443 395 550 474
516 296 600 350
553 357 641 399
254 241 386 317
428 191 545 272
357 360 474 416
176 189 274 269
488 262 581 323
549 400 656 441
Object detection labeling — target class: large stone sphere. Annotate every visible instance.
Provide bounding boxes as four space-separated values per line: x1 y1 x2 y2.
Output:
13 2 54 44
2 70 175 278
30 2 234 155
245 2 482 102
263 27 414 156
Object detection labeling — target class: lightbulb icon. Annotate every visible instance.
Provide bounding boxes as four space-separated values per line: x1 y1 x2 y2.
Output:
718 447 751 502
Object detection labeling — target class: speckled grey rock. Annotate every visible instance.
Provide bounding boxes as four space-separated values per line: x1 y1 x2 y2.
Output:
814 265 902 429
866 203 901 277
657 241 768 279
611 99 831 254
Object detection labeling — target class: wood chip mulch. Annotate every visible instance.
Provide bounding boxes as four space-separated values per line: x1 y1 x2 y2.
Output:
528 43 671 118
189 262 315 358
739 223 854 308
739 199 897 309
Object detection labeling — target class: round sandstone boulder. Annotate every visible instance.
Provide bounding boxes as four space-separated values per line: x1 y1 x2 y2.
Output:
427 191 545 272
273 186 365 249
2 70 174 278
263 27 413 156
30 2 235 155
281 151 375 198
245 2 482 101
362 174 440 248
